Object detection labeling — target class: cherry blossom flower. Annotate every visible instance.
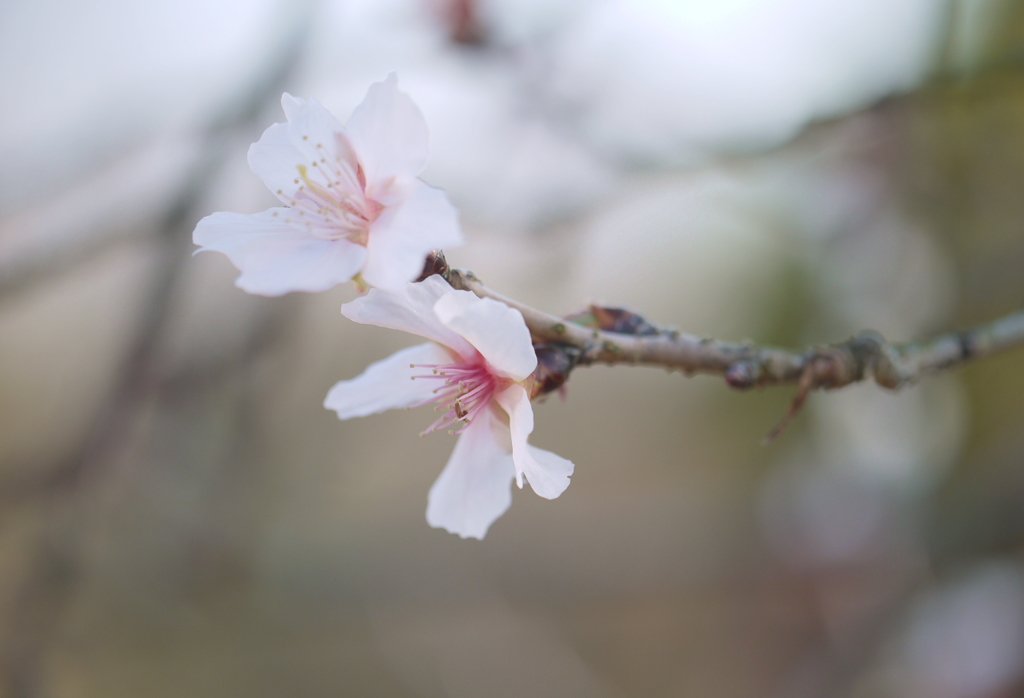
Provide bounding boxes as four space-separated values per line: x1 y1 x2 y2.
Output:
323 275 574 539
193 74 463 295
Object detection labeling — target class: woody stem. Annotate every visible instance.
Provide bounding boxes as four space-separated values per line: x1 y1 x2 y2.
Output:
444 267 1024 394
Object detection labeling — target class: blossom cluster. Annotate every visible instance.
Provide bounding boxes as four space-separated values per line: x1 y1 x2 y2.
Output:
193 74 574 539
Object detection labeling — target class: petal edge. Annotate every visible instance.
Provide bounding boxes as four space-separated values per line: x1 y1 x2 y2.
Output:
494 384 573 499
324 342 453 419
193 209 366 296
426 414 515 539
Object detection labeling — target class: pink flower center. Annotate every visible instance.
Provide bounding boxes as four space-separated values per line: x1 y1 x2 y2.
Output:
410 360 499 435
279 151 382 246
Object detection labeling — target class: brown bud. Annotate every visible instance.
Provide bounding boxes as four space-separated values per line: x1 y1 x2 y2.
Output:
563 306 660 335
530 343 582 398
725 361 759 389
416 250 449 282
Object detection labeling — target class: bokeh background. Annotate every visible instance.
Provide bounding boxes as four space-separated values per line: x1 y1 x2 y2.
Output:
3 0 1024 696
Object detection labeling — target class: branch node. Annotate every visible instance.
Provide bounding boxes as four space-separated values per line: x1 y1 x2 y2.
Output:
850 331 910 389
725 361 760 390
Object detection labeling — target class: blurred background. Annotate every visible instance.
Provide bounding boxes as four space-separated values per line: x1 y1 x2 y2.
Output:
2 0 1024 695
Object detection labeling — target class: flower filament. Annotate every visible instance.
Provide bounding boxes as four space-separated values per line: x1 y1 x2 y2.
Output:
410 361 499 435
284 157 382 245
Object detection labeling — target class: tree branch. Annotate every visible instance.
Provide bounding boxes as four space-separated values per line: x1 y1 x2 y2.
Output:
443 267 1024 395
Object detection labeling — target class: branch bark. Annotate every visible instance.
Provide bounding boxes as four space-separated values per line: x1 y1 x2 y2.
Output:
444 267 1024 395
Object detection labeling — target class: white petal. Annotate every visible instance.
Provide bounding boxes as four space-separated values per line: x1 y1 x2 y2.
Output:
280 92 310 121
324 342 453 419
247 94 358 204
494 384 573 499
523 444 575 499
341 275 475 358
434 293 536 381
360 181 463 291
193 209 367 296
345 73 430 205
426 413 515 539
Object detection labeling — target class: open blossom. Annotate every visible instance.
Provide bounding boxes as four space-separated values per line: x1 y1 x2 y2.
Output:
193 74 462 294
324 275 574 539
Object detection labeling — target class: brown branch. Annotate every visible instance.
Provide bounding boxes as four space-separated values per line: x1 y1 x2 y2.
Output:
444 267 1024 395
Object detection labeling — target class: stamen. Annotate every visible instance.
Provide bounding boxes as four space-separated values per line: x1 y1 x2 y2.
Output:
408 360 497 436
284 163 381 244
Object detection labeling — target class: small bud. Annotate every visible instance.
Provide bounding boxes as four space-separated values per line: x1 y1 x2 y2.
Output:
564 306 659 335
416 250 449 282
530 343 583 399
725 361 759 389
